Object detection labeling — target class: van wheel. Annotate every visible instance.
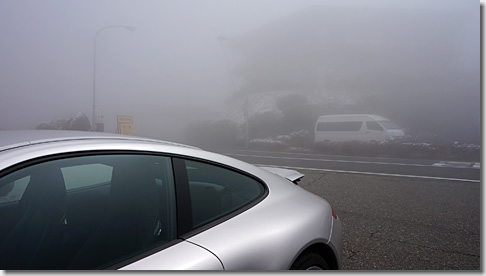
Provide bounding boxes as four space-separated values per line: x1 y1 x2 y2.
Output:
290 252 329 270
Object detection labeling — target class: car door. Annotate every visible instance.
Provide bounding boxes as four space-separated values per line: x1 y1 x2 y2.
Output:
0 152 223 270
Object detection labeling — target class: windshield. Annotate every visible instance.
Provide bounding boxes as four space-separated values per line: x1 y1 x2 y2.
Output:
378 120 401 130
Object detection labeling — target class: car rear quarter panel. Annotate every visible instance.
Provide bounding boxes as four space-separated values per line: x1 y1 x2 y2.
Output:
186 170 334 270
120 241 223 270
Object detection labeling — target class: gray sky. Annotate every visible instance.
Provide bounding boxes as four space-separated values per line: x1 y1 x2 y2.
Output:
0 0 479 142
1 0 324 128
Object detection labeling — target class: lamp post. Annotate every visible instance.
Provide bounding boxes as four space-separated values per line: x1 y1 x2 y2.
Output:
92 25 136 131
217 35 250 148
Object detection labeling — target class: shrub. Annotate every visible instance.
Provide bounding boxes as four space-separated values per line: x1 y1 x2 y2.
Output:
249 138 288 151
36 112 91 131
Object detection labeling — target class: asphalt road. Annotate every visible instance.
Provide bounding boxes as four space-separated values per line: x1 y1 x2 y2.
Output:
214 149 481 270
299 170 480 270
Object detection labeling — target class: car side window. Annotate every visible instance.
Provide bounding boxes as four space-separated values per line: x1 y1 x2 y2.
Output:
183 160 264 228
317 121 363 131
366 121 384 131
0 154 177 270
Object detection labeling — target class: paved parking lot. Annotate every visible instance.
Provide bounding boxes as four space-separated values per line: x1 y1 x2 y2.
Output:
298 170 480 270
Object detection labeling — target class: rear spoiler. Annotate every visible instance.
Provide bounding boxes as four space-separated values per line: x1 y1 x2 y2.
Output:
258 166 304 185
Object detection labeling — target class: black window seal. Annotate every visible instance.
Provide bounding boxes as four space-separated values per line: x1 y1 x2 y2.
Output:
172 157 194 235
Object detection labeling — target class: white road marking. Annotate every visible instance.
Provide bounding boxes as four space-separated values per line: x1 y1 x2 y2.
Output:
229 153 480 169
432 162 481 169
229 153 433 167
255 164 481 183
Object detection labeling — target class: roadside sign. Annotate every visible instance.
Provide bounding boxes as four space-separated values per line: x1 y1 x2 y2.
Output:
117 115 134 135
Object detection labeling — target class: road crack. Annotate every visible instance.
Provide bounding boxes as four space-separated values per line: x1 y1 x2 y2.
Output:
301 174 326 188
344 248 359 259
369 229 381 238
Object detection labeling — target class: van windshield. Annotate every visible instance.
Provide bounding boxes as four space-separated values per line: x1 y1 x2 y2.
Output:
378 120 401 130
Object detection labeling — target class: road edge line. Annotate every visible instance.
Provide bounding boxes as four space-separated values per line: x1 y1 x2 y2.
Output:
255 164 481 183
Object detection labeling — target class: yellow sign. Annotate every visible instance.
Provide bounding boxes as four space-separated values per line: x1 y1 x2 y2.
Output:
117 115 134 135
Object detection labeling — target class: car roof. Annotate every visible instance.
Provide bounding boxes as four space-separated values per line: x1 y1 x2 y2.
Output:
317 114 389 121
0 130 197 152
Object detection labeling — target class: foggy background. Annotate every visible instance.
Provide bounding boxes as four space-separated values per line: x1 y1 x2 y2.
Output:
0 0 479 146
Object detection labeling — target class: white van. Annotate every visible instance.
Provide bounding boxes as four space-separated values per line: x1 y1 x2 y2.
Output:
314 114 405 143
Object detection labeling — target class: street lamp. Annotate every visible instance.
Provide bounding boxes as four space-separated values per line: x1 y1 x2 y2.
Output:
92 25 136 131
217 35 250 148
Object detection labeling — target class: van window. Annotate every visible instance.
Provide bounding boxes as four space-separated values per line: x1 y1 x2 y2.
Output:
378 120 400 130
316 121 363 131
366 121 384 131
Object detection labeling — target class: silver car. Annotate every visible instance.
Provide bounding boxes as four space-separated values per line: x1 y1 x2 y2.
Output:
0 130 342 270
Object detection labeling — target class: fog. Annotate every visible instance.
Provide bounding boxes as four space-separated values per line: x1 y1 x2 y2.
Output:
0 0 479 146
